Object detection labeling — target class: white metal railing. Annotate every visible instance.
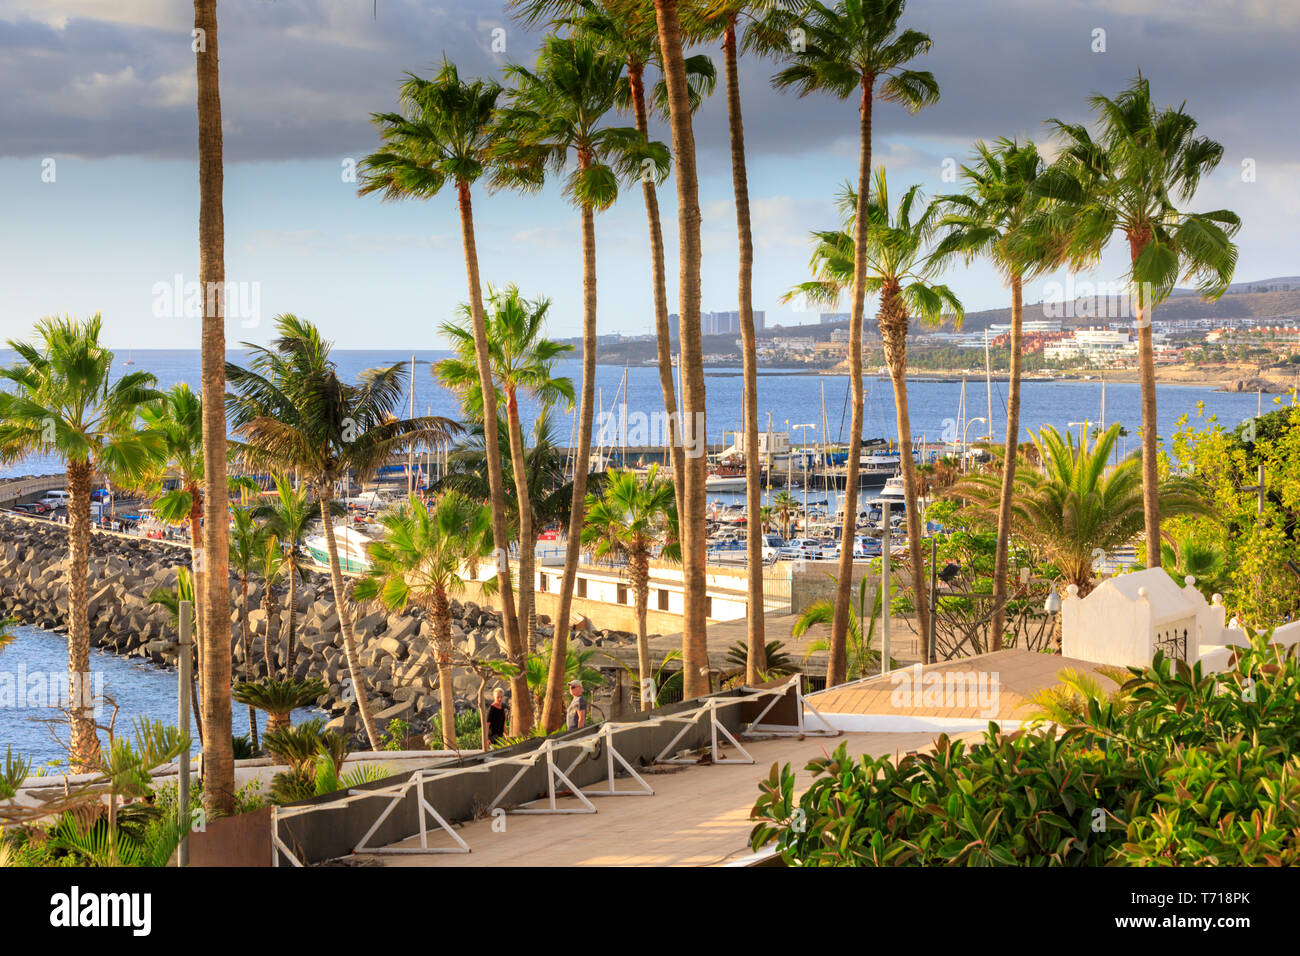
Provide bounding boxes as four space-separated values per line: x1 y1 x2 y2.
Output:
269 676 837 864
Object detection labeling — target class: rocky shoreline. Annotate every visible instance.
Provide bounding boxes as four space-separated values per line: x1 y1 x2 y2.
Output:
0 514 636 746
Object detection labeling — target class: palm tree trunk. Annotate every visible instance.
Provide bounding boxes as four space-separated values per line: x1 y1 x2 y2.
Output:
989 272 1023 651
65 459 99 771
186 500 206 751
654 0 709 700
632 549 651 710
263 587 282 680
627 61 685 515
827 78 874 688
722 20 766 684
1131 234 1161 567
238 572 251 676
194 0 234 815
283 561 297 680
431 591 457 750
541 182 599 731
320 496 381 750
880 286 931 660
505 391 537 654
456 180 531 733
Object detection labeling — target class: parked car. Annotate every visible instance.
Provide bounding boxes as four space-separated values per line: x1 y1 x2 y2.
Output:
760 534 785 561
779 538 828 561
39 490 71 509
11 502 49 516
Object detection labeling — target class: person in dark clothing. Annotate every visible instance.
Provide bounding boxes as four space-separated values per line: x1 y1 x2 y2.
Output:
486 687 509 744
566 680 589 730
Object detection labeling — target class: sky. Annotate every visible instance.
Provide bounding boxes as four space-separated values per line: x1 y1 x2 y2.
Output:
1 0 1298 349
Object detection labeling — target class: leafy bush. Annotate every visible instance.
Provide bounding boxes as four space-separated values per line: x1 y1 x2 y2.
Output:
751 635 1300 866
428 709 482 751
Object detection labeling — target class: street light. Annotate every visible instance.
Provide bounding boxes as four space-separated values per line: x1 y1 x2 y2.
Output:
790 423 817 521
962 416 987 471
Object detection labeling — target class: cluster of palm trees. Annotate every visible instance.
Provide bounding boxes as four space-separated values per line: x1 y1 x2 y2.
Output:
783 50 1238 660
1 0 1242 819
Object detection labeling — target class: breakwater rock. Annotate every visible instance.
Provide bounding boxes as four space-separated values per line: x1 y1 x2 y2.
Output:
0 514 635 744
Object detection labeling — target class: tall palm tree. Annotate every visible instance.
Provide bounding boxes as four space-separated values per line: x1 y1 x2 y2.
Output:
650 0 711 700
437 285 575 654
771 490 798 540
491 34 668 729
766 0 937 686
514 0 717 516
0 316 162 769
437 411 596 640
1018 74 1240 568
786 171 961 673
193 0 236 815
681 0 784 683
946 423 1211 642
148 565 204 747
228 504 261 666
354 493 497 749
933 139 1050 651
253 533 288 682
227 505 264 749
357 59 531 734
137 383 211 735
581 466 679 708
253 474 332 683
225 314 460 750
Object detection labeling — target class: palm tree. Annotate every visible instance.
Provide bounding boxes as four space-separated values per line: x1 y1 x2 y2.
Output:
0 316 162 770
192 0 237 815
437 285 575 654
649 0 711 700
793 575 885 679
491 34 668 729
354 493 497 749
786 170 961 675
232 678 327 737
681 0 791 684
1018 74 1240 568
225 314 461 750
137 383 212 741
147 565 203 748
934 139 1051 651
253 532 288 680
945 424 1211 643
511 0 716 517
1158 527 1229 597
227 504 265 748
580 466 679 708
437 411 596 642
357 59 531 735
766 0 938 687
253 474 332 684
771 490 798 539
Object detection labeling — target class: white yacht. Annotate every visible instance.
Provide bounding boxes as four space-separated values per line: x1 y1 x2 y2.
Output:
304 522 375 575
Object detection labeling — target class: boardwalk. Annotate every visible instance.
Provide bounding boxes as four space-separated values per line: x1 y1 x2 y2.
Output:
348 730 973 867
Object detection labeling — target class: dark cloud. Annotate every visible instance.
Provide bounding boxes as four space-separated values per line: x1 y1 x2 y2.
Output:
1 0 1296 170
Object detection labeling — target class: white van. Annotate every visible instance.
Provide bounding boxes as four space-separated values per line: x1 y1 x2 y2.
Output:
40 490 71 509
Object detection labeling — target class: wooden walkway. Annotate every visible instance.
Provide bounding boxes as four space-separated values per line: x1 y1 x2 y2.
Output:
349 730 973 867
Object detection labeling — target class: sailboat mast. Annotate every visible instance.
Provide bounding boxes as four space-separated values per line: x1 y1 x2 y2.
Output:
984 329 994 443
408 354 416 496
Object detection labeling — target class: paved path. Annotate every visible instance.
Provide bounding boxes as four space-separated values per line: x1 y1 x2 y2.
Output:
349 730 973 867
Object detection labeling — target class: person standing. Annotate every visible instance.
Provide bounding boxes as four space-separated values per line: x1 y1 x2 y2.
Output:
566 679 589 731
486 687 509 745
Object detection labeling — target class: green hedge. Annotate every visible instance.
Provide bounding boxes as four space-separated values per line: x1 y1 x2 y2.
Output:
750 635 1300 865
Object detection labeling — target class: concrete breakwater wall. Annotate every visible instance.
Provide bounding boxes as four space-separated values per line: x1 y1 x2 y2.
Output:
0 514 520 742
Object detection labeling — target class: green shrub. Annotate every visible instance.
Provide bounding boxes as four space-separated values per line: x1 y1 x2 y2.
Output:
751 635 1300 866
